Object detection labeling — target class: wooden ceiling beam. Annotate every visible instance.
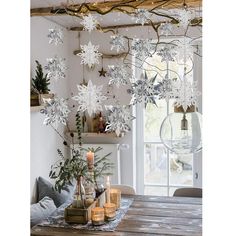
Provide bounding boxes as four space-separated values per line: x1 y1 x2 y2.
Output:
31 0 202 17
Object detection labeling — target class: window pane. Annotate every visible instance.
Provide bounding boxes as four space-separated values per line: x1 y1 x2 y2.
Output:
144 144 167 185
169 153 193 186
169 187 178 197
144 186 168 196
144 100 167 142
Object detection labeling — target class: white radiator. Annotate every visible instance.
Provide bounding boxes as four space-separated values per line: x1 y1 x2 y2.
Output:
72 144 121 184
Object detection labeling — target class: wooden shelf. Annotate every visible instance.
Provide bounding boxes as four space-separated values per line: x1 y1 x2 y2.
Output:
82 132 120 138
30 105 44 112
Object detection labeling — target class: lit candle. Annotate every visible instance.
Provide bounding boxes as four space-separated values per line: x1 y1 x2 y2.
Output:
86 151 94 170
104 203 116 221
91 207 105 225
106 176 110 204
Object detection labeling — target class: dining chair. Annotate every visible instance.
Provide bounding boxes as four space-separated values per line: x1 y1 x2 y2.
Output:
173 187 202 198
111 184 136 195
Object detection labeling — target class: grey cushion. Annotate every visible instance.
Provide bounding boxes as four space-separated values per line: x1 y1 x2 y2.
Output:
37 176 75 207
30 196 56 227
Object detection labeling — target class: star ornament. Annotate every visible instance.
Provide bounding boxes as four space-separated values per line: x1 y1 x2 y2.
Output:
80 13 98 32
79 41 102 68
72 80 107 116
99 67 107 77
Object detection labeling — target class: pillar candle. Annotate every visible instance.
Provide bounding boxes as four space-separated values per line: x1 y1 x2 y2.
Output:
106 176 110 204
86 151 94 170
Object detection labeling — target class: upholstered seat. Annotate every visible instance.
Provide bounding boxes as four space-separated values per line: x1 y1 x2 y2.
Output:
173 187 202 198
111 184 136 195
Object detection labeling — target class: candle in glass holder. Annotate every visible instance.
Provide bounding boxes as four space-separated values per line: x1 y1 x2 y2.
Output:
91 207 105 225
86 151 94 170
104 203 116 221
110 188 121 209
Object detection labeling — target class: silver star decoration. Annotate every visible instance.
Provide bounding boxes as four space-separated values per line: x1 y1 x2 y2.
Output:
72 80 107 116
45 56 67 81
131 38 155 59
79 41 102 68
127 72 157 107
159 23 173 36
107 65 129 88
80 13 98 33
47 28 63 45
156 45 177 62
40 97 70 128
110 34 125 52
105 105 135 137
133 9 151 25
173 80 200 112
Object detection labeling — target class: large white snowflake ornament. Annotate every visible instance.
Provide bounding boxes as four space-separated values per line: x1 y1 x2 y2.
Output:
47 28 63 45
45 56 67 81
127 72 157 107
156 45 177 62
72 80 107 116
105 105 135 137
133 9 151 25
173 80 200 111
80 14 98 32
107 65 129 88
110 34 125 52
131 38 155 59
40 97 70 128
79 41 102 68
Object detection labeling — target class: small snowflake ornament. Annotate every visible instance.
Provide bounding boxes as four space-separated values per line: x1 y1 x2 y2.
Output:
159 22 173 36
47 28 63 45
127 72 157 107
173 80 200 111
72 80 107 116
107 65 129 88
133 9 151 25
105 105 135 137
79 41 102 68
173 8 194 28
131 38 155 59
80 13 98 32
40 97 70 128
110 34 125 52
45 56 67 81
156 45 177 62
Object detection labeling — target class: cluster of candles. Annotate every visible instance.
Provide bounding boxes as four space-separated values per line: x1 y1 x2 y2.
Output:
91 175 121 225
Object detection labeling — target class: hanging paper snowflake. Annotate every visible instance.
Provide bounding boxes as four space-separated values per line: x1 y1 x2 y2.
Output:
105 105 135 137
45 56 67 81
107 65 129 87
173 9 194 28
79 41 102 68
174 38 196 61
133 9 151 25
127 72 157 107
110 34 125 52
173 80 200 111
156 45 177 62
47 28 63 45
159 22 173 36
80 13 98 33
40 97 70 128
131 38 155 59
72 80 107 116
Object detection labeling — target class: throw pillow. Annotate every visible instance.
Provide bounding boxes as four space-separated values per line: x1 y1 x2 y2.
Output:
37 176 75 207
30 196 56 227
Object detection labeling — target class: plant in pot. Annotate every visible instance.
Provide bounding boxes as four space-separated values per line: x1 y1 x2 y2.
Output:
31 60 53 105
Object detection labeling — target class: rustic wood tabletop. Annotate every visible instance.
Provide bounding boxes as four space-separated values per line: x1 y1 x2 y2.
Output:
31 195 202 236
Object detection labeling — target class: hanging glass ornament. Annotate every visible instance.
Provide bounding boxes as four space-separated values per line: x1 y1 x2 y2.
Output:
160 105 202 154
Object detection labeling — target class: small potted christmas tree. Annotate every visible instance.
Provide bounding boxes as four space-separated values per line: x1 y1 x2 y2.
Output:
31 60 53 106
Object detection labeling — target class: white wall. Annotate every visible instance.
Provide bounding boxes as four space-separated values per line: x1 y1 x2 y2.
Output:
30 17 69 203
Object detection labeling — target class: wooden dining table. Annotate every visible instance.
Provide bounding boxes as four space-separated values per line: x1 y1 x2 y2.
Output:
31 195 202 236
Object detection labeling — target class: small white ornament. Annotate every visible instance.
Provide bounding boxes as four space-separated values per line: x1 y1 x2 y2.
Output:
133 9 151 25
110 34 125 52
157 45 177 62
107 65 129 88
173 9 194 28
41 97 70 128
105 105 135 137
80 13 98 32
159 23 173 36
79 41 102 68
45 56 67 81
131 38 155 59
174 38 196 61
47 28 63 45
72 80 107 116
